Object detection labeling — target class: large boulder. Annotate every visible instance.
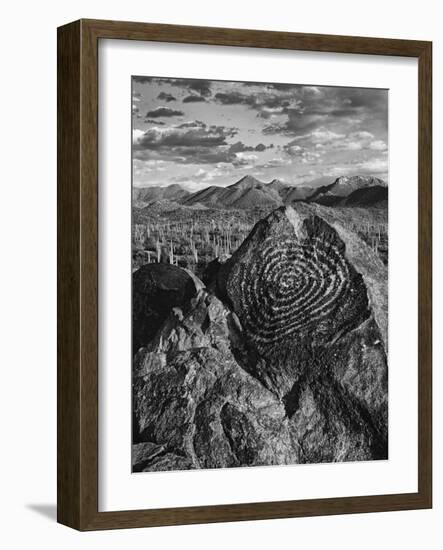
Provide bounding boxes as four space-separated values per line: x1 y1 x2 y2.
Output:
216 205 388 460
132 263 202 354
133 290 297 471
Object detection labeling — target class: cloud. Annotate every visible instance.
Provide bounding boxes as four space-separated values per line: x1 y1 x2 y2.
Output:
262 87 388 137
213 89 302 121
255 143 273 151
228 141 274 153
368 139 388 151
135 124 236 148
214 91 257 106
228 141 251 153
135 122 272 166
133 159 168 182
183 95 207 103
132 76 155 84
172 168 209 183
160 78 213 97
168 163 240 189
232 152 259 166
186 79 212 97
283 142 322 164
257 106 288 119
176 120 207 129
296 129 346 145
281 129 344 161
257 99 303 119
263 113 326 135
144 119 166 125
133 121 240 165
132 129 145 145
348 131 374 140
157 91 176 102
135 79 387 145
133 78 388 184
354 157 388 174
316 156 388 179
284 128 387 154
256 156 292 169
140 77 213 97
145 107 184 118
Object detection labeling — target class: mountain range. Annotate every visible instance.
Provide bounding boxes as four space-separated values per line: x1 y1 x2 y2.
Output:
133 174 387 210
133 183 190 206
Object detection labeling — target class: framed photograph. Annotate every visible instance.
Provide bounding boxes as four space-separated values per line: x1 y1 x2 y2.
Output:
57 19 432 530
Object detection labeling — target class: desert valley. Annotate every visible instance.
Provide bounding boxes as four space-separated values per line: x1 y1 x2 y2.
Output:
132 174 388 278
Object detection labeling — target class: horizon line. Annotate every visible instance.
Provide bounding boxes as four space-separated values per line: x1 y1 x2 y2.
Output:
132 173 388 190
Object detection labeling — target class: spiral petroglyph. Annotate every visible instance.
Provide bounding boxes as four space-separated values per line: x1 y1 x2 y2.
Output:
235 235 352 348
222 208 371 357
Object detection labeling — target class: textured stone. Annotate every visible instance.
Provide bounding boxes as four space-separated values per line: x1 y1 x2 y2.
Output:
132 263 199 354
216 205 388 460
133 290 298 471
132 442 194 472
132 205 388 470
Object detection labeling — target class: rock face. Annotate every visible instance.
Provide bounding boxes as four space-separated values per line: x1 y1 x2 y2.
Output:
132 263 200 354
132 205 388 471
133 290 298 470
217 205 388 459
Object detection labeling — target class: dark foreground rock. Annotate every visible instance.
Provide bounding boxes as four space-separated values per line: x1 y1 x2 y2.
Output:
133 290 298 470
133 205 388 470
132 263 201 354
132 442 193 472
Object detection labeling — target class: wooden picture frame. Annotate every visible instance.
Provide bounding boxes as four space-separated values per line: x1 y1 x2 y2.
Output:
57 19 432 530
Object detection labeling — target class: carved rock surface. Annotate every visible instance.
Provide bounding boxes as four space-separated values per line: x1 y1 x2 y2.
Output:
216 205 388 459
132 205 388 470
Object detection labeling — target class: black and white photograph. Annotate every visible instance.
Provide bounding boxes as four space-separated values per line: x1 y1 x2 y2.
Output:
131 76 389 473
2 0 437 542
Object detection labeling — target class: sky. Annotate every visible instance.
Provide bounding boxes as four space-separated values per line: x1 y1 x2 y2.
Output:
132 76 388 190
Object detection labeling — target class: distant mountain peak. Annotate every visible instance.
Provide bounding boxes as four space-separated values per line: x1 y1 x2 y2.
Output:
229 175 264 189
267 178 288 190
166 183 186 191
133 174 388 212
332 175 387 188
132 184 191 205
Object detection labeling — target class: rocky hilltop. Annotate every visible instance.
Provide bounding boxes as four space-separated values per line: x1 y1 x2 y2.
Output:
182 175 282 209
133 175 388 214
306 176 387 206
133 184 190 207
132 204 388 471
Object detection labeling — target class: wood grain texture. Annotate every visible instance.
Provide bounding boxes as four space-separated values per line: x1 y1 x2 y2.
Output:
83 18 429 56
417 41 432 506
57 20 81 529
57 19 432 531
